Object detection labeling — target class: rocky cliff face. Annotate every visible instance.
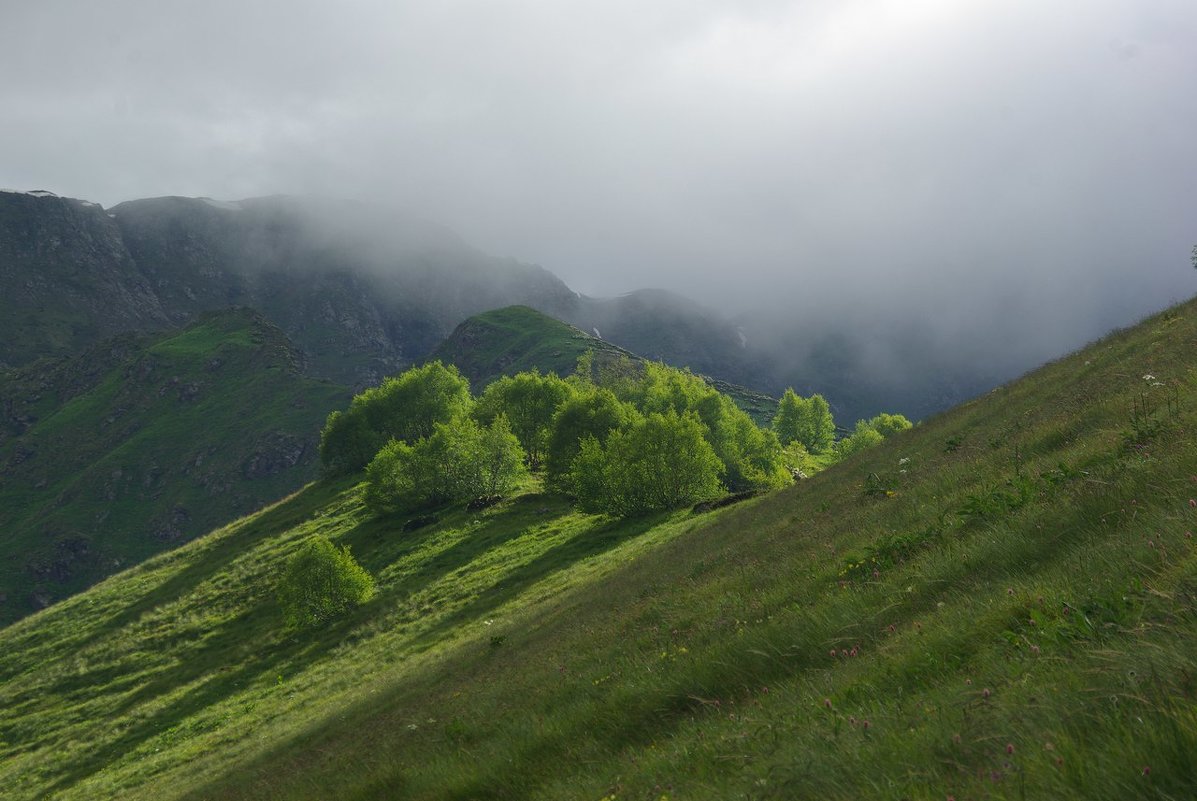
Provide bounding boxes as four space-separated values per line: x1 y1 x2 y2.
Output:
0 190 168 368
1 191 581 387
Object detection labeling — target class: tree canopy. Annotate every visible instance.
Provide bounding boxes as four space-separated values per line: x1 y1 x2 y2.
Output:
473 370 573 469
544 386 635 492
364 415 527 514
864 412 913 438
320 361 471 474
276 537 375 628
773 389 835 454
570 410 723 516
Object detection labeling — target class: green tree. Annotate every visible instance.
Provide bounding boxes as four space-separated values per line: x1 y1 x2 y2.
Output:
473 370 573 469
318 409 378 475
772 389 835 453
697 392 791 491
627 363 789 491
320 361 472 475
544 387 634 492
832 421 885 461
276 537 375 628
865 412 913 437
364 416 528 515
571 411 723 516
474 414 529 495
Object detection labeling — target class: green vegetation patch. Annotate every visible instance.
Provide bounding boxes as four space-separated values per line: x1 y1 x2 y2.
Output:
3 298 1197 800
0 309 347 624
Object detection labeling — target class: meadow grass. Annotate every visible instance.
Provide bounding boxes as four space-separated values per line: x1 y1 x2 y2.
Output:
0 309 346 624
2 299 1197 799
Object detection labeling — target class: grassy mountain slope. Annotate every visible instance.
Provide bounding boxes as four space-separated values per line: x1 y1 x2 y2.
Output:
4 298 1197 799
432 305 777 424
0 309 347 624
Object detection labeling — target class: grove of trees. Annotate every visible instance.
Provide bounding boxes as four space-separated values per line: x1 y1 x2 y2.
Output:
318 356 913 520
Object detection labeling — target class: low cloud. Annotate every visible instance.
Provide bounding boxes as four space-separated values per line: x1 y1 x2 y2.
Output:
2 0 1194 379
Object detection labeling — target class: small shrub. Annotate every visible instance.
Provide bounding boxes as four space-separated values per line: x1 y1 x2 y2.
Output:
277 537 375 628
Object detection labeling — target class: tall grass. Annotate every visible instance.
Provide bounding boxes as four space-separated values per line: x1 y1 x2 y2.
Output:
3 299 1197 800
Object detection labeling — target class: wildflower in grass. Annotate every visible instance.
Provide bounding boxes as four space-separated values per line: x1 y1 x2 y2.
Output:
823 698 832 709
982 688 992 698
1143 766 1151 776
862 720 871 730
1189 499 1196 508
1006 743 1015 755
829 649 837 658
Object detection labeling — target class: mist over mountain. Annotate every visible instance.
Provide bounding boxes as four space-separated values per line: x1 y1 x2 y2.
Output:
4 1 1194 403
2 187 1032 425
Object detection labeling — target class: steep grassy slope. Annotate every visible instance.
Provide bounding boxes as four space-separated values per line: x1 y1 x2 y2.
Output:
4 298 1197 800
0 309 347 624
433 305 778 425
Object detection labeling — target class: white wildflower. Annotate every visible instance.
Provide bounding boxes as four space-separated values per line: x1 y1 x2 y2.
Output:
1143 374 1156 381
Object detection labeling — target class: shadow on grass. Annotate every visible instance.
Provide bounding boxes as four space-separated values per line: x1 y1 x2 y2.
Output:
415 511 668 645
179 507 669 801
65 479 353 652
0 479 356 699
41 492 658 798
337 492 580 617
37 580 362 796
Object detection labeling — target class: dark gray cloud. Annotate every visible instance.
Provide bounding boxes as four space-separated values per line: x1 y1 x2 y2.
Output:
3 0 1195 366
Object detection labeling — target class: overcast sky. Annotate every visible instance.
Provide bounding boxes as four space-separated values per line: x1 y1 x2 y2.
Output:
3 0 1195 360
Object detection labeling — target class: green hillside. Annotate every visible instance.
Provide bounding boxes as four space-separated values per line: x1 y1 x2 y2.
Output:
4 298 1197 800
432 305 777 424
0 309 348 624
